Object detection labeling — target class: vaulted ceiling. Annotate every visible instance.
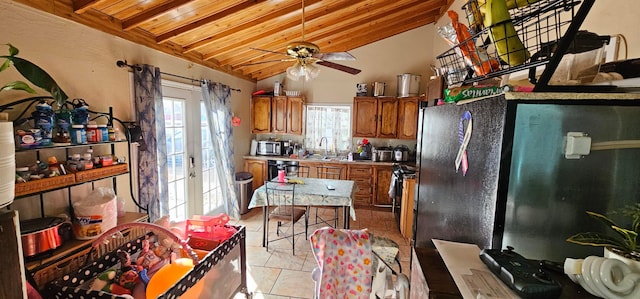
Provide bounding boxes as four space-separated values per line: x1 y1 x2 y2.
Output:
14 0 454 81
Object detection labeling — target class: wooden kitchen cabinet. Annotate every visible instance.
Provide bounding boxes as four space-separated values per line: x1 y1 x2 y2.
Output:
352 97 378 137
374 165 393 206
397 97 420 140
400 177 415 241
286 96 304 135
377 97 398 138
244 159 267 191
251 96 271 133
252 95 304 135
352 97 398 138
347 164 373 206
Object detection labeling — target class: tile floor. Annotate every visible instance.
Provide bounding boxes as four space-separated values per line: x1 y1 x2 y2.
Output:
231 206 412 299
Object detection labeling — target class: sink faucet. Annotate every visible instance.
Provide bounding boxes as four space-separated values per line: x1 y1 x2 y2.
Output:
319 137 329 156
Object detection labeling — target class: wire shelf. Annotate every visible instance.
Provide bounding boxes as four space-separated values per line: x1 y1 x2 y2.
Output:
436 0 595 90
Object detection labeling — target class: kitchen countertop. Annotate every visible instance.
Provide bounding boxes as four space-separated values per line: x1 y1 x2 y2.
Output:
243 155 416 166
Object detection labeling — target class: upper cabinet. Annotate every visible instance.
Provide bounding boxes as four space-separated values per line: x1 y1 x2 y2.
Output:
397 97 420 140
352 97 377 137
251 96 271 134
353 97 398 138
354 96 421 139
251 95 304 135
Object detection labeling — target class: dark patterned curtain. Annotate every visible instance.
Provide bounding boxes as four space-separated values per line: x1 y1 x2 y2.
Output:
133 64 168 221
201 80 239 219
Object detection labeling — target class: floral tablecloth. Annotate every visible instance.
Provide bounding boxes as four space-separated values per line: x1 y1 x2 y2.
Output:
249 177 357 221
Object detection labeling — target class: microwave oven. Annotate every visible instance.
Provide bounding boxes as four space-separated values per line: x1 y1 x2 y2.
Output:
257 141 281 155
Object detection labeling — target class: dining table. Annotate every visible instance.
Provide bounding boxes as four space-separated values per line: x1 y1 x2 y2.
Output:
248 177 357 246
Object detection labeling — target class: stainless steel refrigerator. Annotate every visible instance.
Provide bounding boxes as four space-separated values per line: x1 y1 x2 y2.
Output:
413 94 640 262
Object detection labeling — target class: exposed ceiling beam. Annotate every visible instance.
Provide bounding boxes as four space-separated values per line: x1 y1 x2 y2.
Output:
156 0 268 44
122 0 195 31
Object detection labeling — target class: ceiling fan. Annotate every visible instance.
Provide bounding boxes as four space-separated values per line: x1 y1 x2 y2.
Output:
240 0 361 81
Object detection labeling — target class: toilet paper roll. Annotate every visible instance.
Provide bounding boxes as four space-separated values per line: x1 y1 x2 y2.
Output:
0 122 14 209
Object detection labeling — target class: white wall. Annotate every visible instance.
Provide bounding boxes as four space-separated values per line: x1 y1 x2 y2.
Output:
0 0 256 218
258 25 436 103
259 0 640 104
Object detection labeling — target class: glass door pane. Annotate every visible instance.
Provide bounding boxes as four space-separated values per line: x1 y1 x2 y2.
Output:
164 97 188 221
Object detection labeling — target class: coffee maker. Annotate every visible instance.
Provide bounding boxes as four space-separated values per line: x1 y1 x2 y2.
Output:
283 140 294 156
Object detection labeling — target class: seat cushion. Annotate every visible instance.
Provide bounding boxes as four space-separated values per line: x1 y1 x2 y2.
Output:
269 206 306 221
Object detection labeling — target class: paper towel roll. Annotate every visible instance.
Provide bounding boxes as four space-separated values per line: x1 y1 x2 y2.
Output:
0 122 15 209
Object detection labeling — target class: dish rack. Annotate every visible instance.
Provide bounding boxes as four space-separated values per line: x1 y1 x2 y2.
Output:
436 0 610 92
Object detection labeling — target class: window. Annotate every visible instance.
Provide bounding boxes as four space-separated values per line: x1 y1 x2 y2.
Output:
304 105 351 154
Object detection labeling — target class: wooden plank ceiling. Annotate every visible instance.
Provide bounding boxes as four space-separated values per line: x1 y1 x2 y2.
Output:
15 0 454 81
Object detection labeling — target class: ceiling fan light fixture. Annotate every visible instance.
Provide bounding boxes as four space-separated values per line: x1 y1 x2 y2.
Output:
286 62 303 81
286 61 319 81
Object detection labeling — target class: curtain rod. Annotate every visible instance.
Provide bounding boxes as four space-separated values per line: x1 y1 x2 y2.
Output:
116 60 241 92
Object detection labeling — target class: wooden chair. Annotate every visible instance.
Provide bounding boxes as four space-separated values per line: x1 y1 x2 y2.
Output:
263 181 308 255
314 166 343 228
292 165 310 177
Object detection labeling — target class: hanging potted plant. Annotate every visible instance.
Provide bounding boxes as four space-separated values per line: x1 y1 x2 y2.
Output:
566 203 640 269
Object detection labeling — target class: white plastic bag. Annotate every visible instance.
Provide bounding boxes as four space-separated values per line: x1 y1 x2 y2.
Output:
72 187 117 239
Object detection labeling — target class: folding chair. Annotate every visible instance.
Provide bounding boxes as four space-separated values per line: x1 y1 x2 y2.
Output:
263 181 308 255
310 227 409 298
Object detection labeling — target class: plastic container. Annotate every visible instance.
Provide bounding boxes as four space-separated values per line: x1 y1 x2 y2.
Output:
32 102 54 146
86 123 98 143
16 167 30 182
70 125 86 144
98 125 108 142
107 126 116 141
71 187 117 239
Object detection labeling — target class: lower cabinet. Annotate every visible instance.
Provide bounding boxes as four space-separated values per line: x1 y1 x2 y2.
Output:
348 164 373 206
400 178 415 241
244 160 266 192
374 165 393 206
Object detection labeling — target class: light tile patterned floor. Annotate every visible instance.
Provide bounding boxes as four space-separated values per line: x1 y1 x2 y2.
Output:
231 206 411 299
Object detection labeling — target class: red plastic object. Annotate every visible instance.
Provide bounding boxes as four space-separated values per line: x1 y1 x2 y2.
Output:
252 90 266 95
186 214 236 241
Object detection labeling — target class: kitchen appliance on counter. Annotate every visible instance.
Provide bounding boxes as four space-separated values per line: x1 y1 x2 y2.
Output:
393 145 409 162
376 147 393 161
257 140 281 156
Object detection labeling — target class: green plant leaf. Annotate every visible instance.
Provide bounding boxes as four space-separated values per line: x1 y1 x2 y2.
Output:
611 226 638 251
6 43 19 56
566 232 629 251
0 55 68 105
0 81 37 93
0 59 10 72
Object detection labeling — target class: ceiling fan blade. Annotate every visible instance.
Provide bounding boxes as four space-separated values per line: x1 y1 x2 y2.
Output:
316 60 361 75
237 58 295 67
250 47 289 56
313 51 356 61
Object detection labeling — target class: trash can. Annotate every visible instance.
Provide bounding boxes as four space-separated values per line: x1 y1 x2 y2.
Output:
235 172 253 215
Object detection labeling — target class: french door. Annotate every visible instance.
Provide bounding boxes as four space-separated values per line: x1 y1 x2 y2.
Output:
162 81 223 222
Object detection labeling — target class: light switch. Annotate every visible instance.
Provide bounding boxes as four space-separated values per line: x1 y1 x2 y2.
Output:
565 132 591 159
